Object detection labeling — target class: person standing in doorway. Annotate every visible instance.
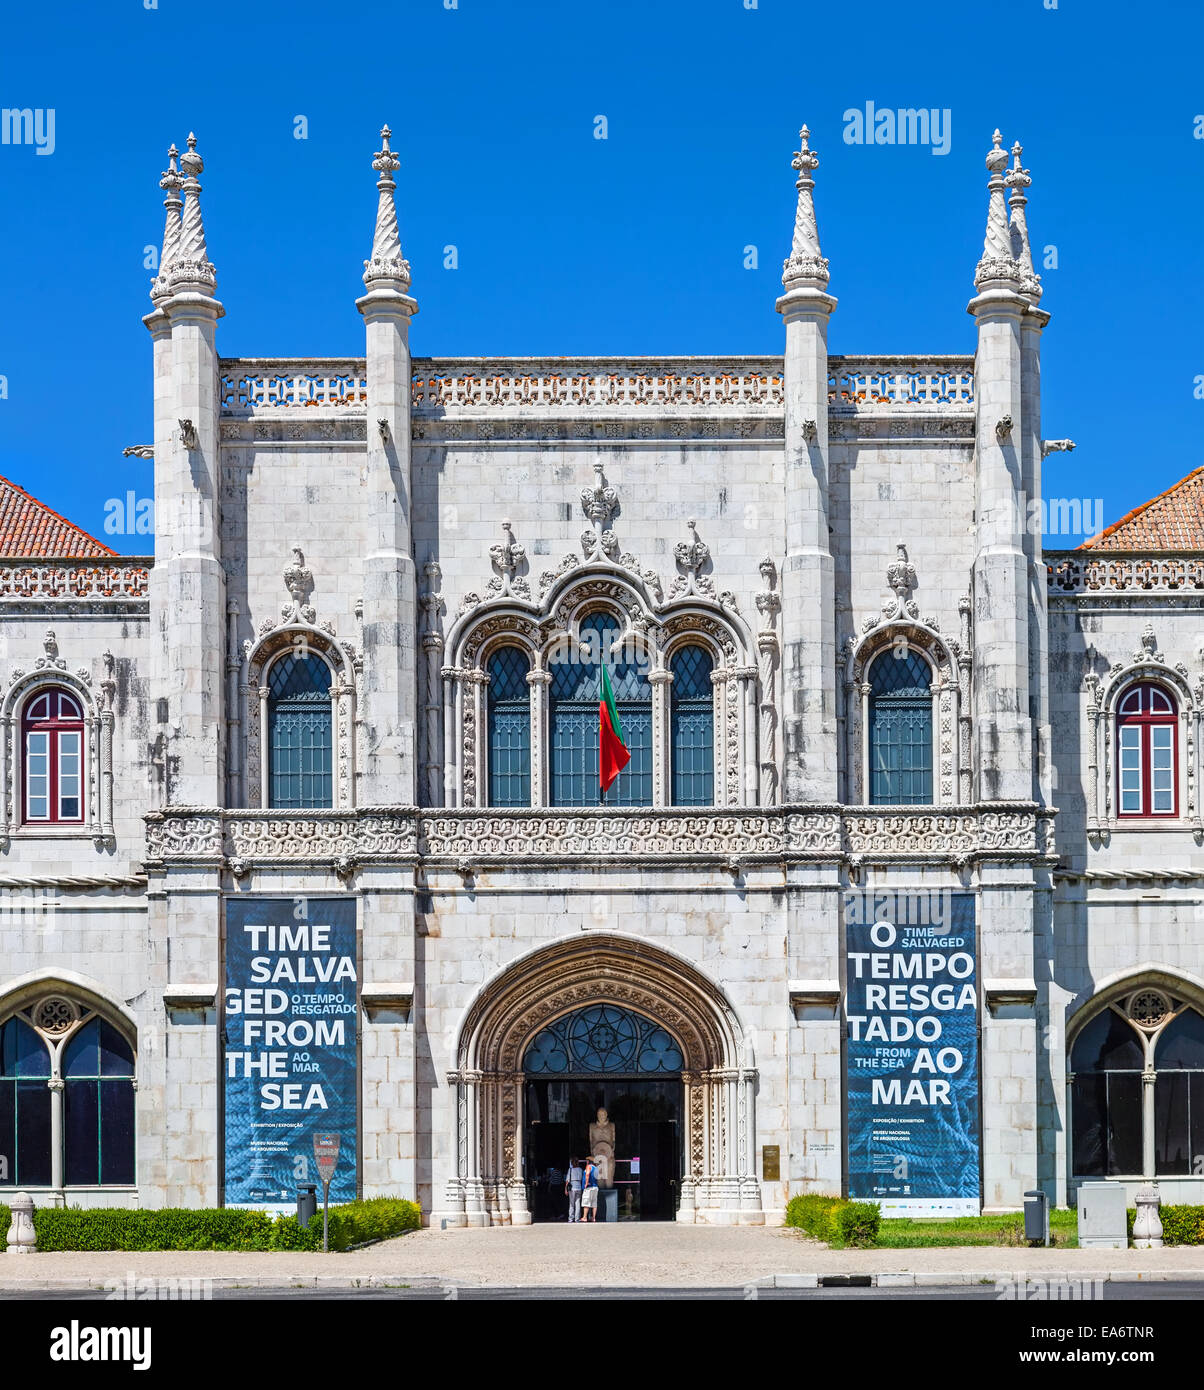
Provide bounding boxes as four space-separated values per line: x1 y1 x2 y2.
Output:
565 1157 583 1223
581 1155 599 1223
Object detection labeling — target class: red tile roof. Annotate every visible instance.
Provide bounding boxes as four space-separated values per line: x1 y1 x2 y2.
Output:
0 473 116 558
1082 467 1204 552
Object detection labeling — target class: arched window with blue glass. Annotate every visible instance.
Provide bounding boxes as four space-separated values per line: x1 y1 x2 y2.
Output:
0 1016 52 1187
487 646 531 807
524 1004 684 1075
549 611 652 806
0 999 136 1191
867 645 934 805
267 649 334 810
63 1017 136 1187
670 644 714 806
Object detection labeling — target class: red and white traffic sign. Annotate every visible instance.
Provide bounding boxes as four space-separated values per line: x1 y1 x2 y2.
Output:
314 1133 341 1185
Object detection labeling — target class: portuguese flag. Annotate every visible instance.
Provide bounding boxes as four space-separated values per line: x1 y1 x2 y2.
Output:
599 664 631 795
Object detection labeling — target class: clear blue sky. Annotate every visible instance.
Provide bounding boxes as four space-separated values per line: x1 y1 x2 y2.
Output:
0 0 1200 554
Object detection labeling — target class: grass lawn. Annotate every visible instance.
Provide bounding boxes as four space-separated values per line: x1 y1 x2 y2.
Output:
874 1209 1078 1248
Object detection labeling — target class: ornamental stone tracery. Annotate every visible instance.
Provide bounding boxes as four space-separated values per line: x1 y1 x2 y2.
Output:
1081 625 1202 841
839 548 967 807
237 550 360 811
441 935 759 1226
0 636 115 850
440 511 757 810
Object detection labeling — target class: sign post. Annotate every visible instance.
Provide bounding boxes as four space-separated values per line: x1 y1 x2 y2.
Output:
313 1133 341 1253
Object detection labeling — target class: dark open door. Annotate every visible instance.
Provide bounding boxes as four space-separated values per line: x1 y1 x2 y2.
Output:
638 1121 679 1220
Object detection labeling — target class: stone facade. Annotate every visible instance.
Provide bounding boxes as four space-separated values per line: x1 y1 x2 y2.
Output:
1 124 1201 1223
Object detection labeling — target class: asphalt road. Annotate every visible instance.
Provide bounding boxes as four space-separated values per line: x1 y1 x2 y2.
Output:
4 1281 1202 1300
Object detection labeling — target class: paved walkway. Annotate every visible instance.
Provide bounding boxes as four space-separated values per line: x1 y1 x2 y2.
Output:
3 1223 1204 1289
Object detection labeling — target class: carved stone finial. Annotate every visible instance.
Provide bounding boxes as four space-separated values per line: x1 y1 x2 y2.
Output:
756 556 781 629
1135 623 1162 664
975 128 1022 291
282 548 316 624
669 519 714 599
362 122 412 291
879 542 921 622
887 543 916 601
580 462 619 532
1005 138 1042 301
781 121 830 290
169 132 217 293
488 519 529 600
150 143 183 302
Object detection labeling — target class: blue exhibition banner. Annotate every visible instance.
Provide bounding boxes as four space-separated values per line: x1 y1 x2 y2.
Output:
224 897 358 1206
845 890 980 1215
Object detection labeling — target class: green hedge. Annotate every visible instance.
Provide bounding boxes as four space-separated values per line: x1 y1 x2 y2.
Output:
834 1200 881 1247
270 1197 422 1252
1126 1204 1204 1246
784 1193 845 1241
0 1197 421 1252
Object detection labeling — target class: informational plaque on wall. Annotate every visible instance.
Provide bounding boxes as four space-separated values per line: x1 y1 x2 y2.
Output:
223 896 358 1207
845 890 980 1216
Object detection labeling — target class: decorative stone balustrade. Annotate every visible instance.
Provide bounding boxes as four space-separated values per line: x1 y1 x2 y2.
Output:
829 357 975 409
1047 552 1204 597
217 355 976 419
219 360 368 413
0 560 151 611
145 802 1052 871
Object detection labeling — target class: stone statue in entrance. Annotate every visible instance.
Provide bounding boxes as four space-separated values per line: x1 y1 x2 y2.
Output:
589 1107 616 1188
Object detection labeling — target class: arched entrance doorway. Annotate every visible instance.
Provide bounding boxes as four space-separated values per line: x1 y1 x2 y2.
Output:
442 934 762 1226
524 1003 684 1221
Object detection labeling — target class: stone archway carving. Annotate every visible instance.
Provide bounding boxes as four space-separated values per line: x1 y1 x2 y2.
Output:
442 934 762 1227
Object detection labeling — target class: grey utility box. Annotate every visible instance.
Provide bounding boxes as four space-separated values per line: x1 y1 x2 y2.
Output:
1077 1181 1128 1249
1024 1189 1049 1245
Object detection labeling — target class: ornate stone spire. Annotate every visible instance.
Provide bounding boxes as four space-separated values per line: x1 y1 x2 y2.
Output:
169 133 217 292
973 129 1021 291
150 144 182 303
781 124 830 290
362 125 412 291
1006 140 1042 302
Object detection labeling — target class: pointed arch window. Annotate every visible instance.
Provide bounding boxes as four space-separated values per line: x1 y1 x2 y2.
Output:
22 688 84 824
670 644 714 806
267 653 333 810
63 1017 136 1187
1117 682 1177 818
487 647 531 807
0 1016 52 1187
1072 998 1204 1179
868 648 933 806
549 612 652 807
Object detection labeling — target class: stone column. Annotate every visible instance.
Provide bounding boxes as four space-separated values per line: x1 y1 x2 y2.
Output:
650 667 672 808
355 127 419 806
1142 1067 1157 1180
419 562 444 807
527 666 550 809
152 135 227 808
677 1070 698 1222
775 126 837 805
968 132 1032 803
48 1077 64 1193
